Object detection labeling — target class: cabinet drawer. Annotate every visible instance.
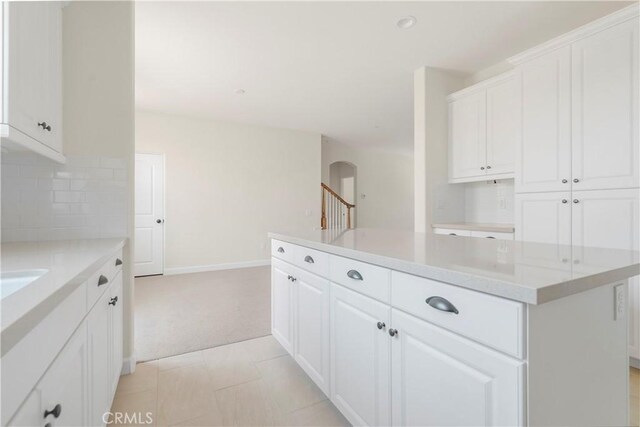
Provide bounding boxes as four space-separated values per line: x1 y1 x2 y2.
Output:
433 228 472 237
87 259 113 310
329 255 390 303
470 230 514 240
109 249 124 280
293 245 329 277
271 239 295 263
1 282 87 425
391 271 524 358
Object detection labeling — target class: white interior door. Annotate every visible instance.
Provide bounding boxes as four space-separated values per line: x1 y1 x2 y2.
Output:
134 153 164 276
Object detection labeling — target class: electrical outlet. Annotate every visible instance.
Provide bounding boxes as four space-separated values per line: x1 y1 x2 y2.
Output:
614 284 625 320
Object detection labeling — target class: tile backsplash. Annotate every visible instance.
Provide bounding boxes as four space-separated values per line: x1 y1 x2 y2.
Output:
1 152 129 242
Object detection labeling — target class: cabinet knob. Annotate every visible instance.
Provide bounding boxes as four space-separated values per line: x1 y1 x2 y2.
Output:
37 122 51 131
156 219 162 224
115 258 123 266
573 178 580 183
573 199 579 204
562 199 568 204
346 269 363 281
98 275 109 286
109 296 118 306
44 404 62 419
304 255 314 264
426 296 459 314
376 321 386 330
562 179 568 184
486 165 491 170
480 166 485 170
388 328 398 337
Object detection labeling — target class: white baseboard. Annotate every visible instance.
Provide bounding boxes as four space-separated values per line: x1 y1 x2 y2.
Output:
121 355 137 375
164 259 271 276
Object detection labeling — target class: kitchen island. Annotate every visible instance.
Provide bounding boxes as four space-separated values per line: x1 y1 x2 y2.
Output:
268 228 640 426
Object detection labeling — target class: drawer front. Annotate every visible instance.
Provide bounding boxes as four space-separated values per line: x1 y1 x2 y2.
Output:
271 239 295 263
293 245 329 277
1 282 87 425
329 255 390 303
470 230 514 240
87 259 113 310
110 249 124 279
391 271 524 358
433 228 472 237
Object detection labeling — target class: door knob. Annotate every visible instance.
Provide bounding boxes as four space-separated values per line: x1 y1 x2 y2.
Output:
377 322 386 330
44 404 62 419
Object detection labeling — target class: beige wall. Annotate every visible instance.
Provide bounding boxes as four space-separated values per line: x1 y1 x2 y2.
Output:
136 110 321 273
63 1 135 367
322 139 414 230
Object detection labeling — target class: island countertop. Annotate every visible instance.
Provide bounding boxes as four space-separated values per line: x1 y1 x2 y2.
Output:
1 238 126 352
268 229 640 304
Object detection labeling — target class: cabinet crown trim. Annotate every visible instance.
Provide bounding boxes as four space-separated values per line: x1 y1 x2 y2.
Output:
447 71 514 102
507 3 639 65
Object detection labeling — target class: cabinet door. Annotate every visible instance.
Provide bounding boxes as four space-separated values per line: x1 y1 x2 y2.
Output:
571 19 639 191
271 259 294 354
87 290 111 426
516 46 572 193
449 91 487 180
570 189 640 360
38 323 89 427
293 268 330 395
486 77 516 176
109 272 124 397
5 1 62 151
390 309 524 426
330 284 390 426
515 192 572 245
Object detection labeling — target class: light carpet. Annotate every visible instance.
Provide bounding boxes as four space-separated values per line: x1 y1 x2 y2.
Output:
134 266 271 361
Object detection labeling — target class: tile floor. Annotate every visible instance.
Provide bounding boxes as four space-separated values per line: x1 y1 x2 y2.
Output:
113 335 639 427
111 335 350 426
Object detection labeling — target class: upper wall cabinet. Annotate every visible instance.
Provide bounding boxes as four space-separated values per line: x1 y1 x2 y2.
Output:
511 8 639 193
448 73 516 183
0 1 64 163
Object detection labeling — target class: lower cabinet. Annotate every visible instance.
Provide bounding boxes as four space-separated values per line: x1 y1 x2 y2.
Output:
330 284 391 427
10 323 89 427
271 259 294 354
390 309 524 426
293 267 330 395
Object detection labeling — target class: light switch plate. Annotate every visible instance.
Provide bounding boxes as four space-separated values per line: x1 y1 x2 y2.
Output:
614 284 625 320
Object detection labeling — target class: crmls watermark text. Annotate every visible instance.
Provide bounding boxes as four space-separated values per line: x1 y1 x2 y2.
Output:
103 412 154 425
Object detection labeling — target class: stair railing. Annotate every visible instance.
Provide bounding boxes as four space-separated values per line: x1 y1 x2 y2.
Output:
321 183 355 230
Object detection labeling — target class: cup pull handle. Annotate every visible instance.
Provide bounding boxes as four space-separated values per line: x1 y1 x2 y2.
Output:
347 270 363 280
426 296 459 314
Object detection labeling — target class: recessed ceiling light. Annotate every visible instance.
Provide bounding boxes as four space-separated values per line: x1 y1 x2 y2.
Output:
235 89 245 95
397 16 417 29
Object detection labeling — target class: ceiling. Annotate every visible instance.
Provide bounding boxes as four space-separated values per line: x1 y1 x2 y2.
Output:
135 1 631 152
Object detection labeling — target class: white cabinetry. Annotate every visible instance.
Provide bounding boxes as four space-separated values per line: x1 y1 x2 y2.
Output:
293 267 330 395
390 309 524 426
5 248 125 427
515 46 572 193
0 1 64 162
330 284 390 427
514 192 572 245
10 324 89 427
449 73 515 183
271 259 294 354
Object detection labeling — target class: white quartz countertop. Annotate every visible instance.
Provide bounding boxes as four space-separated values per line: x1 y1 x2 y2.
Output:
268 229 640 304
431 222 515 233
1 238 126 352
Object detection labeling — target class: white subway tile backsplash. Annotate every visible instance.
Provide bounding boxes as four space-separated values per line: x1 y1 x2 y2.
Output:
2 152 128 242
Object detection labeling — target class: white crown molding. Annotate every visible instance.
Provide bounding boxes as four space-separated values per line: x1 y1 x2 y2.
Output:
163 259 270 275
508 3 639 65
447 70 515 102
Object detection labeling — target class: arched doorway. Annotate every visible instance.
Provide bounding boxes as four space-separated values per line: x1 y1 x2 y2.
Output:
329 161 357 227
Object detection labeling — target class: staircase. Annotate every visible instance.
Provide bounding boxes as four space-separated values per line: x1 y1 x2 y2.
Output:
321 183 355 230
